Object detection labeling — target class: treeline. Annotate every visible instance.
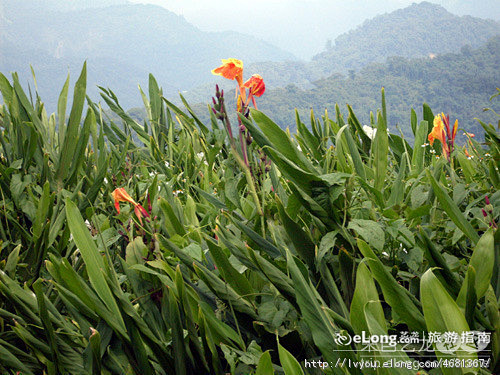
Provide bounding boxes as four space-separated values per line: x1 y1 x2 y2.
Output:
312 2 500 76
240 2 500 92
253 36 500 139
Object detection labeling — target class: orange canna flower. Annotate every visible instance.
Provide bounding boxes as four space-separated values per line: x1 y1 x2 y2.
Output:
428 114 446 146
112 188 150 224
428 113 459 160
212 58 244 86
242 74 265 97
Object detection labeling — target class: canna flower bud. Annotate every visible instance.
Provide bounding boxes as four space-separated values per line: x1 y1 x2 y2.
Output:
481 208 488 217
485 196 490 205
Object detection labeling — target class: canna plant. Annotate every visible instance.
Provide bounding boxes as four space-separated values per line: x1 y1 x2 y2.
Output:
0 61 498 375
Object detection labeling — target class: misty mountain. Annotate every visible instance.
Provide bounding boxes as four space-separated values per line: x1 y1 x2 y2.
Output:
312 2 500 75
256 36 500 140
244 2 500 90
0 1 295 109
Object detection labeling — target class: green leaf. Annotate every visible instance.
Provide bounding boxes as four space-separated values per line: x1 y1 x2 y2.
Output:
278 341 304 375
339 124 366 181
263 146 321 196
159 197 186 236
456 229 495 307
411 121 428 174
276 197 315 269
387 154 407 207
410 108 417 136
57 74 70 146
206 240 254 300
357 239 426 332
33 279 60 372
56 62 87 184
256 350 275 375
350 262 385 335
425 170 480 244
286 250 356 374
0 342 35 375
246 109 315 173
167 289 187 375
89 328 102 375
373 111 388 191
420 269 477 374
348 219 385 252
65 199 125 331
417 228 461 294
33 181 51 240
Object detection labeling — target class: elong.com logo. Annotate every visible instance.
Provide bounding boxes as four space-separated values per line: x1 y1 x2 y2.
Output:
333 331 491 354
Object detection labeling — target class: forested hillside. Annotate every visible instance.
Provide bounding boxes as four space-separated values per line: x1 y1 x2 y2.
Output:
0 1 295 110
242 2 500 90
187 36 500 140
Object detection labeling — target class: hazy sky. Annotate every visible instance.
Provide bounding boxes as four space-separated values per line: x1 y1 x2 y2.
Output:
127 0 500 59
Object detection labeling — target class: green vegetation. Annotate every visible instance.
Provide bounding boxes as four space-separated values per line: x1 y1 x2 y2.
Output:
312 2 500 76
0 1 295 110
0 64 498 374
255 36 500 139
244 2 500 89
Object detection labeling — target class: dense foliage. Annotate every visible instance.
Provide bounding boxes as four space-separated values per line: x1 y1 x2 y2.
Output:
0 64 498 374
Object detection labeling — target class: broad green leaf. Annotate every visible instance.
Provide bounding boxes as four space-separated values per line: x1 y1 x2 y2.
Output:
286 250 357 374
411 120 428 174
420 269 477 374
348 219 385 252
159 197 186 236
278 341 304 375
89 328 102 375
0 342 35 375
410 108 417 136
339 124 366 181
56 62 87 183
456 229 495 307
256 350 274 375
206 240 254 300
357 239 426 332
373 110 388 191
65 199 125 330
276 197 315 269
57 73 70 146
426 170 479 244
387 154 407 207
350 262 385 335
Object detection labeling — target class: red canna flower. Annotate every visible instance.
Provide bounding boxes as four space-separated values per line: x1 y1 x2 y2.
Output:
112 188 150 224
243 74 265 97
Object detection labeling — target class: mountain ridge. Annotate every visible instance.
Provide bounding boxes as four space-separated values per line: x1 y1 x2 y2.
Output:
0 1 296 109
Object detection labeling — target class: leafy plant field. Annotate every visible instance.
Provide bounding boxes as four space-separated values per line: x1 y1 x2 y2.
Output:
0 63 498 374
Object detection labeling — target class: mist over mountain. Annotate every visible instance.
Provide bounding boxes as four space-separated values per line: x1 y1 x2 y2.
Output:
185 36 500 144
258 36 500 141
0 1 295 109
312 2 500 75
242 2 500 91
1 0 499 124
